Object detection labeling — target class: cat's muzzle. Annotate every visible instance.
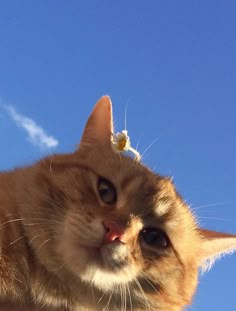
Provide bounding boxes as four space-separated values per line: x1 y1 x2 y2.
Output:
100 241 128 270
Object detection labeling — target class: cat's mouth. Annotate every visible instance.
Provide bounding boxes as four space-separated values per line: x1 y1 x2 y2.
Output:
99 241 129 270
78 241 137 289
85 241 129 272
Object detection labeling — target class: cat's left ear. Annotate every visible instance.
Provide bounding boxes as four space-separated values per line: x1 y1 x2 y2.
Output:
79 96 114 149
198 229 236 271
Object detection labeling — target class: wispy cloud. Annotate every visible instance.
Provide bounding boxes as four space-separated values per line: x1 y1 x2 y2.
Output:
1 104 59 150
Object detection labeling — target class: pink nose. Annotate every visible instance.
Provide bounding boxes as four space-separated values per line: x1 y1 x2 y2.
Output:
103 222 125 244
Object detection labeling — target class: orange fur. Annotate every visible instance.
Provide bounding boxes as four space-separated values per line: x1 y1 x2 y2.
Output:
0 96 235 311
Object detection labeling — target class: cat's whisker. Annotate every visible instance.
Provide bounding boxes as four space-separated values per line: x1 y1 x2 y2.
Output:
199 216 236 222
97 290 106 304
3 214 63 230
21 217 63 228
29 234 41 245
36 238 51 253
90 284 95 305
124 103 128 133
49 263 66 273
40 196 65 211
31 212 65 223
34 190 66 210
33 217 64 224
49 155 54 174
126 283 133 311
25 218 62 225
141 273 159 294
5 208 65 223
9 235 25 246
133 277 150 311
135 135 143 153
104 286 114 311
0 218 24 229
140 137 160 160
192 202 228 211
123 284 127 311
27 204 65 216
118 284 122 311
23 222 55 226
17 204 65 225
121 283 126 311
119 284 125 311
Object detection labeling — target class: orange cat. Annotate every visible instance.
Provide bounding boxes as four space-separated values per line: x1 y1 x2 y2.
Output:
0 96 235 311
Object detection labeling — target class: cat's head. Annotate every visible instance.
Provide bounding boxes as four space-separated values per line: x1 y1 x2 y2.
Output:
21 96 236 310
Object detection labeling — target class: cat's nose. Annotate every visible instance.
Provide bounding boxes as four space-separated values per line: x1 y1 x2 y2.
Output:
102 222 126 244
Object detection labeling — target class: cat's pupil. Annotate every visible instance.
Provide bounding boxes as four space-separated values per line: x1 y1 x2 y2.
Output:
97 178 117 204
140 228 169 248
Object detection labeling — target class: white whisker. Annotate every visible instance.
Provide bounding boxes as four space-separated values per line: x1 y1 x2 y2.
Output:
97 290 106 304
134 277 150 311
104 286 114 311
124 283 127 311
49 263 66 273
36 238 51 253
135 135 143 153
0 218 24 229
24 218 62 225
124 104 128 132
29 234 41 245
126 283 133 311
140 137 160 160
199 216 236 222
192 202 228 211
141 273 159 294
9 236 25 246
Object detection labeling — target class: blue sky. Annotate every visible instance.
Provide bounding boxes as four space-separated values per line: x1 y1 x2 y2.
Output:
0 1 235 310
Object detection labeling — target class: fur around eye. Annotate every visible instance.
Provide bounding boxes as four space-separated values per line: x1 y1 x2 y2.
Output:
140 228 170 249
97 178 117 204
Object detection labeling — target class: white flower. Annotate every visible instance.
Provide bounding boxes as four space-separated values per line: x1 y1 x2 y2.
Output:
112 130 140 161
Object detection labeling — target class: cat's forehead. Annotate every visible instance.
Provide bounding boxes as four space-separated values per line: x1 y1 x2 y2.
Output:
121 167 179 216
44 152 192 235
45 152 180 217
91 153 180 216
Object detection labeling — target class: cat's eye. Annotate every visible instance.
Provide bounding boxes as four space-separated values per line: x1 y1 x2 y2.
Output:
97 178 117 204
140 228 170 249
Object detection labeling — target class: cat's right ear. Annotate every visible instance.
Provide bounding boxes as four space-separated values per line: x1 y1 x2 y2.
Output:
78 96 114 150
198 229 236 271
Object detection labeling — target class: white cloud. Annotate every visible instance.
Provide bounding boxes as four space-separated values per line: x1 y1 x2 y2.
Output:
2 104 59 150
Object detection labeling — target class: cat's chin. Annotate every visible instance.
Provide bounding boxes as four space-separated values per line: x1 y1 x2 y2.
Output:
82 266 136 292
79 257 137 292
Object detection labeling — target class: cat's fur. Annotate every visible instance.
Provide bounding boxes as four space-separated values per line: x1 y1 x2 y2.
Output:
0 96 235 311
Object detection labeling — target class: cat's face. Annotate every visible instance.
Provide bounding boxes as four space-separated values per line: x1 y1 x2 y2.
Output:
20 96 236 310
28 146 199 309
64 151 200 303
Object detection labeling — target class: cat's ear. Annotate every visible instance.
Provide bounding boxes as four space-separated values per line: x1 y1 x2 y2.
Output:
198 229 236 271
79 96 114 149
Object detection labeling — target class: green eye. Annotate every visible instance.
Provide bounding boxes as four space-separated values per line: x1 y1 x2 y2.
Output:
97 178 117 204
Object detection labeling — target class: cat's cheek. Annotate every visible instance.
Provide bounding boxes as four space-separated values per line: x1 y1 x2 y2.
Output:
57 237 91 274
55 213 105 277
62 209 105 247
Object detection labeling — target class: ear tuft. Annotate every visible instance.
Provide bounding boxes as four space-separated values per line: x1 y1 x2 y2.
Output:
79 96 114 149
